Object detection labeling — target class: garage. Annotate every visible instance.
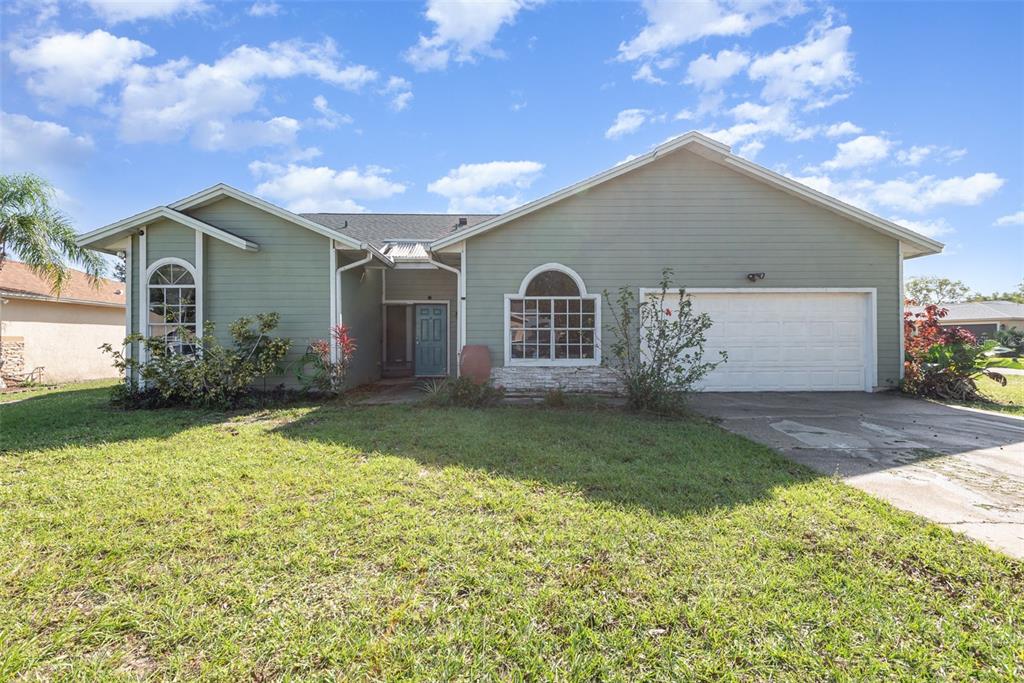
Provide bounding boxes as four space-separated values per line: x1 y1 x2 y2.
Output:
647 289 877 392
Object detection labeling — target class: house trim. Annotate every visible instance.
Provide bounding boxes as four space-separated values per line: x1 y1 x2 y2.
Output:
78 206 259 253
382 299 452 377
430 132 943 258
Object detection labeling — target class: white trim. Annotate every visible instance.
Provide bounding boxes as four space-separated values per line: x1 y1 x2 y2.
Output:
78 206 258 252
898 241 905 380
329 240 338 363
458 242 466 377
195 232 204 340
504 263 601 368
425 256 462 376
169 183 364 250
430 131 943 258
123 242 132 385
137 229 147 372
0 291 124 308
383 300 452 377
642 287 879 392
515 262 590 296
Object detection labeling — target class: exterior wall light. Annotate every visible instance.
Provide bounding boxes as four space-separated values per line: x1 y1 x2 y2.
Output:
746 272 766 282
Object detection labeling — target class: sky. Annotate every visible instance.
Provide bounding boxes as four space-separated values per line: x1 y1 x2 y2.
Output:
1 0 1021 293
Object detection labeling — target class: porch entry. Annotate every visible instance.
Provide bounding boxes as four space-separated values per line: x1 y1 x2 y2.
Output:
383 302 448 377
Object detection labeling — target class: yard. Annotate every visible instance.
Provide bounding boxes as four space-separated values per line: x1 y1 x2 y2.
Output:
972 374 1024 416
1 384 1021 680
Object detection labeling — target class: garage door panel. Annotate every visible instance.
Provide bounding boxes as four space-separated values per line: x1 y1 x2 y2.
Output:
653 291 872 392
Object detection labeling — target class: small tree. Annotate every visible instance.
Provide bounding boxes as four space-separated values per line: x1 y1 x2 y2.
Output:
905 275 975 305
605 268 726 413
296 324 358 393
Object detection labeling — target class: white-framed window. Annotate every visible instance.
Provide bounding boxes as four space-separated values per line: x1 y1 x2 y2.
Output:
146 258 197 354
504 263 600 366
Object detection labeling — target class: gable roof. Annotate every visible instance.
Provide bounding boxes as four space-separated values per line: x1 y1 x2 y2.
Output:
78 206 259 253
910 300 1024 322
430 131 945 258
302 213 495 248
0 261 125 307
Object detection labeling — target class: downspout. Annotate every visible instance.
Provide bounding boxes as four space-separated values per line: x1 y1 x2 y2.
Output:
427 256 462 377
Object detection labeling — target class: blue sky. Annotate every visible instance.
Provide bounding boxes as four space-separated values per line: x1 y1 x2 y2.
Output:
1 0 1021 292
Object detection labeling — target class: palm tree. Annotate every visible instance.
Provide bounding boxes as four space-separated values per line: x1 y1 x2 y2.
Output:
0 173 104 294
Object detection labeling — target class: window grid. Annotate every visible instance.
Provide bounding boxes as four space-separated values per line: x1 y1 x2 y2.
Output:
148 264 197 355
509 296 596 361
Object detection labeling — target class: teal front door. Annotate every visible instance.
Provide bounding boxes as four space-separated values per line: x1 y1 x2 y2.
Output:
415 304 447 376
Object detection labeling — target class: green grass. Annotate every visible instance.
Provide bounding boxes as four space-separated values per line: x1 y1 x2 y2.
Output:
0 378 117 404
987 357 1024 371
949 374 1024 416
1 385 1021 680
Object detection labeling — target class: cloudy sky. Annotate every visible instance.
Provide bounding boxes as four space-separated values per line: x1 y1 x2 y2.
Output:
1 0 1021 291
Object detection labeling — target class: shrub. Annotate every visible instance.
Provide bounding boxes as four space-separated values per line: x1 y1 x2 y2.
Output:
604 268 726 413
542 387 568 408
995 327 1024 356
902 303 1005 402
102 313 291 410
295 324 358 393
420 376 505 407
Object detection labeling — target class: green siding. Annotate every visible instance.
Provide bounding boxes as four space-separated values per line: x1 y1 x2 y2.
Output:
464 149 902 388
341 267 382 387
385 269 459 377
187 198 331 387
145 219 195 266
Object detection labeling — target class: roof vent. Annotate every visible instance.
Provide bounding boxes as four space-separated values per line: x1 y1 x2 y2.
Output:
458 216 468 226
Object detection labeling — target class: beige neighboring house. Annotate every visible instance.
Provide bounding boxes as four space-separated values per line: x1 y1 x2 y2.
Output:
909 300 1024 340
0 261 126 384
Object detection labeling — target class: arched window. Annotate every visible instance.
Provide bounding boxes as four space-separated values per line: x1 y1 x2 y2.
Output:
506 264 600 365
147 260 197 354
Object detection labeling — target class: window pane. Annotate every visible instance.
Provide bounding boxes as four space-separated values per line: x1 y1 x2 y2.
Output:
512 343 524 358
525 270 580 296
510 299 524 314
165 289 180 305
150 288 164 304
582 299 595 314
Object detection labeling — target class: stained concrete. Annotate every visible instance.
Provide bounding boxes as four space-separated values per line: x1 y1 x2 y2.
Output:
692 392 1024 558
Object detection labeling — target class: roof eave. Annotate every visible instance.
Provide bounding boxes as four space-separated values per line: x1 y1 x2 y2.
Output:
77 206 259 252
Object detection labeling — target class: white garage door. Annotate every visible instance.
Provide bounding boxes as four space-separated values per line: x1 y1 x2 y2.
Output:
649 290 874 392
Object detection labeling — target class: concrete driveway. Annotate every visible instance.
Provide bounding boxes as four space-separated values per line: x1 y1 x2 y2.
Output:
692 392 1024 558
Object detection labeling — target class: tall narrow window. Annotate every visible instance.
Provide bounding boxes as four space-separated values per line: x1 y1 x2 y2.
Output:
148 262 197 354
507 265 599 364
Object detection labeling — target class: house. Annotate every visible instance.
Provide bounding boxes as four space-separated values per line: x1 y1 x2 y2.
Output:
0 261 126 384
77 132 943 394
909 301 1024 340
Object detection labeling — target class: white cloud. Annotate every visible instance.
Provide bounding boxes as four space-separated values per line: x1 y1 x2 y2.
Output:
994 211 1024 226
0 111 94 173
248 1 280 17
192 116 300 151
738 140 765 159
824 121 861 137
311 95 353 129
381 76 413 111
748 21 854 102
81 0 208 23
633 63 666 85
9 30 154 107
618 0 806 61
250 161 406 213
427 160 543 212
674 108 694 121
702 100 815 146
684 49 749 90
605 108 650 139
896 145 932 166
119 39 377 147
890 216 952 239
791 171 1005 214
405 0 540 71
818 135 891 171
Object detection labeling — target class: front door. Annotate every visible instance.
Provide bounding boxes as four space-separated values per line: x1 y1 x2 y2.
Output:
415 304 447 376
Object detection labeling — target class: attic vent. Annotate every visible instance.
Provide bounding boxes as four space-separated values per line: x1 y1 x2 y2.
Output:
458 217 468 226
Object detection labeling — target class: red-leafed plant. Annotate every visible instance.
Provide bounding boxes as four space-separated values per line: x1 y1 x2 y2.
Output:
297 324 358 393
902 301 1005 401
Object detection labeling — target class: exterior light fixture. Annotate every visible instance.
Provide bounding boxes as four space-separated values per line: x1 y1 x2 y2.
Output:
746 272 766 282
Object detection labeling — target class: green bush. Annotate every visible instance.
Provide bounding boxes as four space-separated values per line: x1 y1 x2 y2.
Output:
995 327 1024 356
420 376 505 408
102 313 291 410
604 268 726 414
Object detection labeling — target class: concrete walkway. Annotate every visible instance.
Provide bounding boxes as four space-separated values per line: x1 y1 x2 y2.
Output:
692 392 1024 558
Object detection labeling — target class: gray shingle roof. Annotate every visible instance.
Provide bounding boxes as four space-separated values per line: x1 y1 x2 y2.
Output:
300 213 496 248
908 300 1024 322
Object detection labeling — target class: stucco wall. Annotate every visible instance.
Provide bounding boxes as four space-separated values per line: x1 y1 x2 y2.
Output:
0 298 124 382
464 148 902 390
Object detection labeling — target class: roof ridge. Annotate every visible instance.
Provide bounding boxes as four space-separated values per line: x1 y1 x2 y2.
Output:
299 212 498 217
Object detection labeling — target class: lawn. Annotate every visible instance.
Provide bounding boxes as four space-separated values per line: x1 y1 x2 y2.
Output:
965 374 1024 416
1 385 1021 680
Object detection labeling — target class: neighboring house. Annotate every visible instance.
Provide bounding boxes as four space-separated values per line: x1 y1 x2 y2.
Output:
77 132 943 394
0 262 126 384
909 301 1024 340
